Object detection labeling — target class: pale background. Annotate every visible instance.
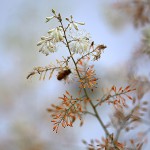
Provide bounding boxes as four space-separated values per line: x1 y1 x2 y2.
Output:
0 0 149 150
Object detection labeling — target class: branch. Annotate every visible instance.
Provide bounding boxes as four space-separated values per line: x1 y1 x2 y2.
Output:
58 14 110 137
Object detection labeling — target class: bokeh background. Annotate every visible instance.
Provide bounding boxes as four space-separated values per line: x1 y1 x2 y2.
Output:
0 0 150 149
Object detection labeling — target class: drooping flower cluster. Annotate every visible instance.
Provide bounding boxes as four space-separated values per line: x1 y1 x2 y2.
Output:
37 27 64 56
37 9 91 56
66 15 85 30
95 85 136 109
26 56 71 80
82 134 125 150
76 57 98 89
109 86 135 109
69 35 91 54
47 91 89 133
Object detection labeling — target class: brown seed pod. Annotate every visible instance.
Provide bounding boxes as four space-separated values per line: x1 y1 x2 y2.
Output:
57 69 71 80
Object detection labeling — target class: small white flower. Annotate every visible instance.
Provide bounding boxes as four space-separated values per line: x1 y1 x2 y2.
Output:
73 23 78 30
37 27 64 56
37 34 57 56
52 27 64 42
39 46 49 56
48 28 55 33
37 40 44 46
48 27 64 42
69 22 84 30
70 32 91 54
68 23 74 30
47 41 56 53
75 22 85 25
45 16 54 23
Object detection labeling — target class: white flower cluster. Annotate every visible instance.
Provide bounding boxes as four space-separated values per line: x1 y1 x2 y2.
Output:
37 27 64 56
69 32 91 54
66 15 85 31
48 27 64 42
37 10 90 56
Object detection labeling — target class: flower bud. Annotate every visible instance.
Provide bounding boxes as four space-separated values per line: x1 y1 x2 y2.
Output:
69 23 72 30
52 9 56 14
48 28 55 33
77 22 85 25
73 23 78 30
66 18 69 21
37 41 43 46
45 16 54 23
41 36 46 40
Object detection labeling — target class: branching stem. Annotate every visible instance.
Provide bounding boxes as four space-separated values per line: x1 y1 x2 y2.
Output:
94 90 133 108
58 15 121 149
58 16 110 137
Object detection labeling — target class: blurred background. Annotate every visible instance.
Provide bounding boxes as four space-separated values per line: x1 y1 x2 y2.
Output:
0 0 150 149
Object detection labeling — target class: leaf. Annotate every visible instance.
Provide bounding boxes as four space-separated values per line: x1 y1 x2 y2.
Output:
124 85 130 91
125 94 133 100
118 87 122 92
111 86 116 92
66 91 70 96
53 125 58 133
130 139 134 145
62 121 66 128
49 69 54 79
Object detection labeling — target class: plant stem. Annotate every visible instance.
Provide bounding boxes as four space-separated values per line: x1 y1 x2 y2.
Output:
94 90 132 108
58 17 122 150
59 18 110 137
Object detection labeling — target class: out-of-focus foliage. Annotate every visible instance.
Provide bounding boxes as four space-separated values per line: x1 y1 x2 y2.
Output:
102 1 150 149
103 0 150 30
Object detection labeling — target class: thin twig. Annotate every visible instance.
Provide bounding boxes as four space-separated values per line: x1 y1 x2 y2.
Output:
94 90 133 108
58 15 120 149
82 111 96 117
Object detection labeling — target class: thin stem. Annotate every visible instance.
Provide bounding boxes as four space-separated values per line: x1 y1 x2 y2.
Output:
76 49 95 64
84 88 110 136
58 17 110 137
114 105 148 141
57 16 122 150
94 90 133 108
82 111 96 117
115 122 126 141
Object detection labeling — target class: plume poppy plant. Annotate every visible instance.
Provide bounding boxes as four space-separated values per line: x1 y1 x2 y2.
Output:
27 9 150 150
